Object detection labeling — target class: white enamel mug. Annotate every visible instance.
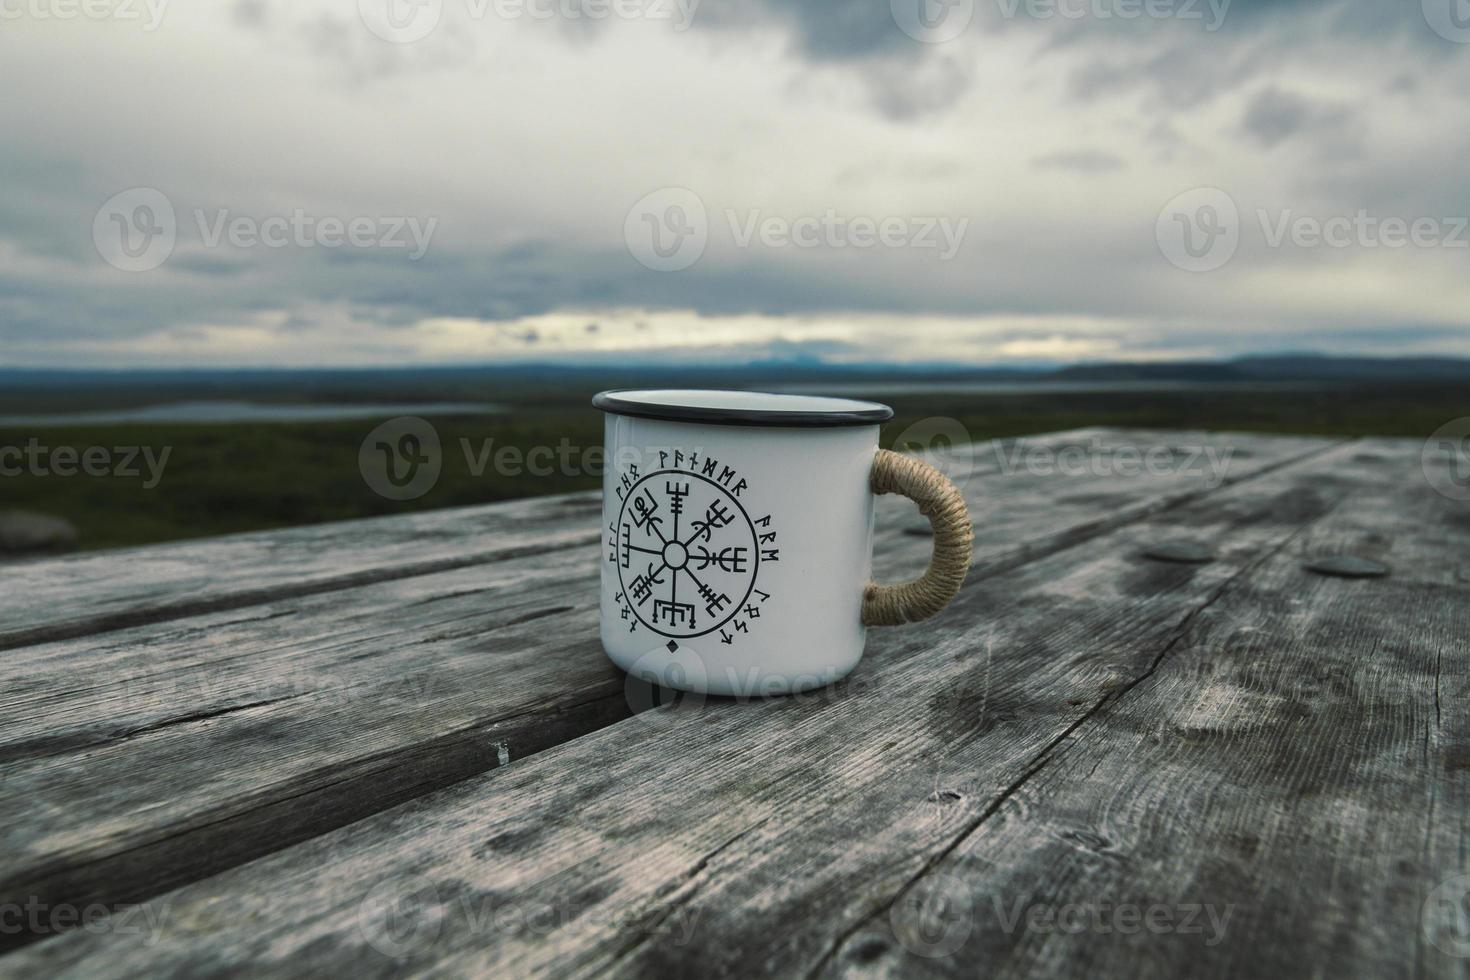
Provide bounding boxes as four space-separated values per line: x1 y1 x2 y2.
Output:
594 390 973 697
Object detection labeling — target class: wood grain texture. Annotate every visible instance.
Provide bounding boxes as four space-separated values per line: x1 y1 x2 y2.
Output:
0 428 1315 651
12 435 1443 979
0 491 604 652
0 428 1090 650
815 440 1470 980
0 430 1328 952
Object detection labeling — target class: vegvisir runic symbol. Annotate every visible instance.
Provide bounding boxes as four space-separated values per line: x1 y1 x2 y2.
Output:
608 467 779 639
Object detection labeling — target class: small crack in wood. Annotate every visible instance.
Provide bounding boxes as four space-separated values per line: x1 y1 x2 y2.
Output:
800 442 1357 979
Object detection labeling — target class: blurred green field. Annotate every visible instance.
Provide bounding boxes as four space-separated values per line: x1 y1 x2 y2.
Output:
1 383 1465 553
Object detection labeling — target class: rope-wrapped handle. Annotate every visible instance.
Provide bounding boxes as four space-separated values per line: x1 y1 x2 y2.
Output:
862 449 973 627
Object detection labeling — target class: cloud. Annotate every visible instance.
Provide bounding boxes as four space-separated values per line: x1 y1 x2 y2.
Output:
0 0 1468 367
1030 150 1126 174
232 0 268 29
1239 86 1357 150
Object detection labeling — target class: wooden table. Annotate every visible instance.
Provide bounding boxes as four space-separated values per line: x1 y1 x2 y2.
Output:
2 428 1465 978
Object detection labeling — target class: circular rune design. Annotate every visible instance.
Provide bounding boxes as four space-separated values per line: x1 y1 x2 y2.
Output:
613 470 760 638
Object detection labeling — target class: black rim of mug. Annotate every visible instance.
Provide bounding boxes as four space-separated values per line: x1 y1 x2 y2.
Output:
591 389 894 428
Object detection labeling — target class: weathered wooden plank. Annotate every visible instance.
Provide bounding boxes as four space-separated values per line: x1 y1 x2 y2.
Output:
812 441 1469 979
0 428 1068 650
0 491 603 652
0 431 1330 952
7 436 1414 978
0 428 1305 651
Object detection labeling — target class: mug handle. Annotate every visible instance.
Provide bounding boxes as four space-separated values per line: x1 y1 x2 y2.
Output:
862 449 974 627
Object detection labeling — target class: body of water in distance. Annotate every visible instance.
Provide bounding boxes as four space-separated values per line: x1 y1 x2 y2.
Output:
0 401 505 427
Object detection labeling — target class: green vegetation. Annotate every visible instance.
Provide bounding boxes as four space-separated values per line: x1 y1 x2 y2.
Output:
2 383 1464 553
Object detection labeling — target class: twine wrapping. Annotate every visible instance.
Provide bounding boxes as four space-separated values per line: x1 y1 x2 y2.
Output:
862 449 974 627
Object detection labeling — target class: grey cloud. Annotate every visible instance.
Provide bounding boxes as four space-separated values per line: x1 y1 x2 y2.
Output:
1055 0 1460 125
694 0 915 62
167 253 255 277
1385 73 1417 94
3 0 1467 366
1031 149 1125 173
1240 86 1355 150
233 0 268 29
860 55 974 121
1062 39 1273 114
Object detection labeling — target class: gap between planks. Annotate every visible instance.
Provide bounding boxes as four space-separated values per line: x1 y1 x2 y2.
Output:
0 428 1286 653
0 431 1344 957
5 437 1422 980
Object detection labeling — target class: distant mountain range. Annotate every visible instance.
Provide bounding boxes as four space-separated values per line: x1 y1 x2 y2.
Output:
3 353 1468 390
1052 354 1470 383
4 353 1467 417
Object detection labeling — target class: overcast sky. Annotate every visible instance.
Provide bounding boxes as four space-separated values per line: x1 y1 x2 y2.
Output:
2 0 1468 367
